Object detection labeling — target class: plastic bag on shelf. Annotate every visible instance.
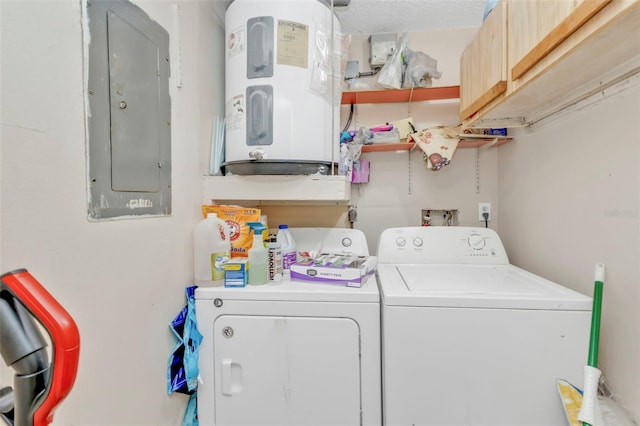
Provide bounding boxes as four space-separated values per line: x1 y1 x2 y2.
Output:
377 33 408 89
402 49 442 88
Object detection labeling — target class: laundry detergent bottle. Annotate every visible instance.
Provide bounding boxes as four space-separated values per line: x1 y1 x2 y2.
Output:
277 224 297 274
247 222 268 285
194 213 230 286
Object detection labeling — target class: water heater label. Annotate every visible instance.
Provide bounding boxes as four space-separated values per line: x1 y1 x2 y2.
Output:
277 20 308 69
227 25 245 59
226 94 245 132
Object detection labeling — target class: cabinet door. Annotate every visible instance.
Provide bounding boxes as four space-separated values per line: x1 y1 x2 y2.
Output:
213 315 361 426
509 0 611 81
459 0 507 121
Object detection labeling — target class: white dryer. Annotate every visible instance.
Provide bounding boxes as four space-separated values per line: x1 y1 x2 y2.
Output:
376 226 592 426
196 228 381 426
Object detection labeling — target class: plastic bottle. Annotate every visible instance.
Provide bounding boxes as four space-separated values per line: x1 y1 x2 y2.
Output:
246 222 268 285
266 236 283 284
277 224 297 273
194 213 230 286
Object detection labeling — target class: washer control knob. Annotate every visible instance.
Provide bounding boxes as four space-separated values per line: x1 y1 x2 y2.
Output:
413 237 423 247
467 233 486 250
396 237 406 247
342 237 352 248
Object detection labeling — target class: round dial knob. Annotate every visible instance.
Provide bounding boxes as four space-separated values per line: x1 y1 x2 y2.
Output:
396 237 406 247
413 237 423 247
467 234 486 250
342 237 352 248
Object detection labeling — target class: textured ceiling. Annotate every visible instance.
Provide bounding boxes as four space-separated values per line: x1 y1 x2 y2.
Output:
214 1 486 34
334 0 486 35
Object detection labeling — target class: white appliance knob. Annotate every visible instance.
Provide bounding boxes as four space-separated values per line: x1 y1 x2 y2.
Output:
396 237 406 247
467 234 486 250
342 237 352 247
413 237 423 247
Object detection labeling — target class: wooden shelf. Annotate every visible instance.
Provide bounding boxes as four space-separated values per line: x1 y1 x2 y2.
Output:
361 143 416 152
202 174 351 203
341 86 460 105
360 135 513 153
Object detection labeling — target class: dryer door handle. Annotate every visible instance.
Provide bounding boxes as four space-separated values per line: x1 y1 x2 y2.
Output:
221 358 243 396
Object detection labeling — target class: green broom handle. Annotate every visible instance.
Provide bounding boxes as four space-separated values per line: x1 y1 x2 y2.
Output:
583 263 605 426
588 263 605 368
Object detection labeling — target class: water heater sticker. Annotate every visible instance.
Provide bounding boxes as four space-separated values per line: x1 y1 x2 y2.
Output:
277 20 308 68
226 95 245 132
227 26 245 59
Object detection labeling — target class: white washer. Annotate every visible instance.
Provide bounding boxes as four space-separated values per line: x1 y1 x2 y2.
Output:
196 228 381 426
376 226 592 426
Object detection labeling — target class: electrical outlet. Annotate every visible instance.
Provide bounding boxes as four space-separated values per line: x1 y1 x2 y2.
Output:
478 203 491 221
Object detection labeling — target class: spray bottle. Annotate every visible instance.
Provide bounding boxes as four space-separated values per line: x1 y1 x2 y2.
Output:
246 222 268 285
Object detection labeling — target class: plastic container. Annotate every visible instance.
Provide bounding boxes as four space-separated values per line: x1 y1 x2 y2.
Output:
277 224 297 272
247 222 268 285
194 213 230 286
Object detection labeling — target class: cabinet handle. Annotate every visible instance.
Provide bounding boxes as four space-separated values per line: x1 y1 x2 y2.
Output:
221 358 243 396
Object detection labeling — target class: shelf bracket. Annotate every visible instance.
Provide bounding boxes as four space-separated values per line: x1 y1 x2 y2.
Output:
478 136 500 152
474 137 499 194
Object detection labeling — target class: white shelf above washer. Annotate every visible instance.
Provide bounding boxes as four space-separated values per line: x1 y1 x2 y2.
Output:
202 174 351 203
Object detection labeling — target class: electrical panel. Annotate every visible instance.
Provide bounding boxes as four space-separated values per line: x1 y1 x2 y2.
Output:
86 0 171 220
369 33 397 67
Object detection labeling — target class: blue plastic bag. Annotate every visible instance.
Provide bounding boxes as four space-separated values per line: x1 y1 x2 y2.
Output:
168 286 202 394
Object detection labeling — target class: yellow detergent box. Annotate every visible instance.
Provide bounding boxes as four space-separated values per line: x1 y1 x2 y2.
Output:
224 259 248 288
290 254 377 288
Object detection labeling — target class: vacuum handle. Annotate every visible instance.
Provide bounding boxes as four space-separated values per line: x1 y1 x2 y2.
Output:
1 269 80 426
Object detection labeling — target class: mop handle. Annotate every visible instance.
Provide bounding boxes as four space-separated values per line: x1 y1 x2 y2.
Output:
587 263 605 368
581 263 605 426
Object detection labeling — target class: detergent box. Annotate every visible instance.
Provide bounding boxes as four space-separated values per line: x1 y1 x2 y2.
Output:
290 254 377 288
224 259 248 288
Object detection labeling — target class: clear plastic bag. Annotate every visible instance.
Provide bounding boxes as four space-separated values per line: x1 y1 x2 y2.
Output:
377 33 408 89
310 18 351 104
402 49 442 88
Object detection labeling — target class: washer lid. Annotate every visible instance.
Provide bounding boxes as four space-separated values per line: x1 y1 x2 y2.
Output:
377 264 591 310
195 276 379 303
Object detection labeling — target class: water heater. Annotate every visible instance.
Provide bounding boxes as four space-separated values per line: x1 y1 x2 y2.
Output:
224 0 342 175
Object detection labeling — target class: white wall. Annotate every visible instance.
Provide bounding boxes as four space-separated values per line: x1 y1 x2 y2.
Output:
0 0 223 424
498 79 640 420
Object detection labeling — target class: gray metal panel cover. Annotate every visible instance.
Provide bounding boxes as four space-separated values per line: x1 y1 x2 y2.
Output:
86 0 171 220
108 10 161 193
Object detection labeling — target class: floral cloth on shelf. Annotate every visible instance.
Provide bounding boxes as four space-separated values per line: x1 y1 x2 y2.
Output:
410 126 460 171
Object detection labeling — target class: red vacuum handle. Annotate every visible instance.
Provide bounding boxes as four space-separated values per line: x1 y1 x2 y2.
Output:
2 269 80 426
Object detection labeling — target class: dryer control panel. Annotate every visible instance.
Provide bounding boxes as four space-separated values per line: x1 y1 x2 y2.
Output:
377 227 509 265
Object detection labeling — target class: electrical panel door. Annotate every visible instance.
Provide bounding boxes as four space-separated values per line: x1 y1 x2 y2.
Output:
86 0 171 220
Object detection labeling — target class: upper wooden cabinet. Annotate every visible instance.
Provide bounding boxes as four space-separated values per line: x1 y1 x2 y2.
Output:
508 0 611 81
460 0 640 127
459 0 507 122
